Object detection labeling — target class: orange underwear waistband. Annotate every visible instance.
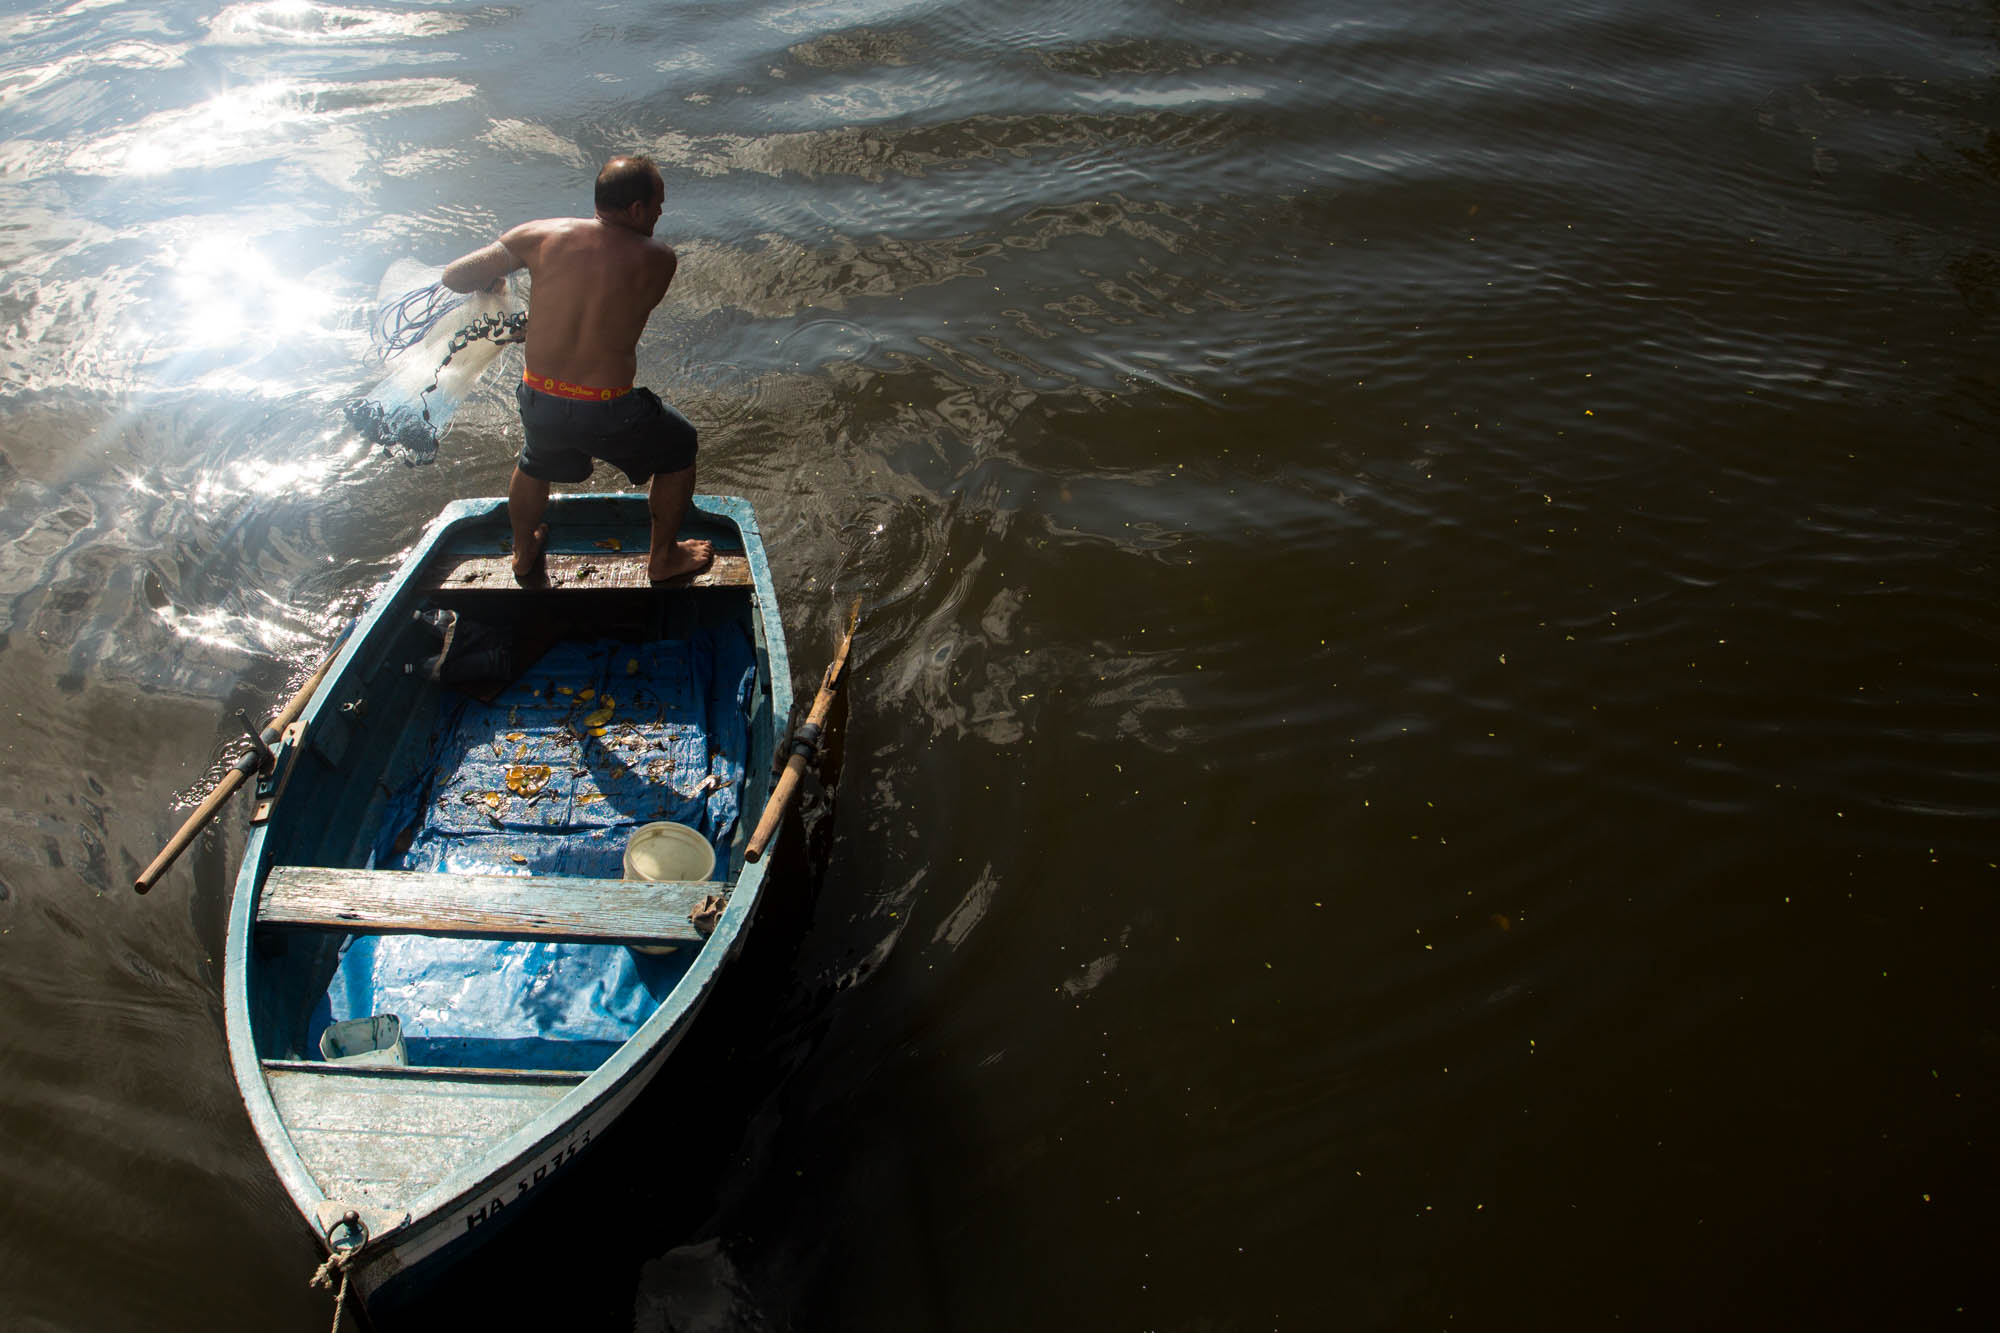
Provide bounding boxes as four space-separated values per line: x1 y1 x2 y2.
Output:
523 370 632 402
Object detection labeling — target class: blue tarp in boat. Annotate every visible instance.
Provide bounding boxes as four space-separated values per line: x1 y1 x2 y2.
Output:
309 624 757 1070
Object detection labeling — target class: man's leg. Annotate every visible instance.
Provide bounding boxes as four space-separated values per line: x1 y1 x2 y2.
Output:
509 466 551 582
646 464 715 582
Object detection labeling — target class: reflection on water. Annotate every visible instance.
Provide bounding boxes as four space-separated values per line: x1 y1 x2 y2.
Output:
1 0 1997 1329
161 232 346 367
207 1 469 46
58 75 476 178
0 40 182 111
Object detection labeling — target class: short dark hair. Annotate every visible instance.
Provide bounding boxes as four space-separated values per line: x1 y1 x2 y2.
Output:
595 156 662 212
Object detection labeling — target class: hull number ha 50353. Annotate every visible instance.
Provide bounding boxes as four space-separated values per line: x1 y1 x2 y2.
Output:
463 1128 592 1234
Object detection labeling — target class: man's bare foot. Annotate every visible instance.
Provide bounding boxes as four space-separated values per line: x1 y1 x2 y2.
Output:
513 523 549 585
648 537 715 584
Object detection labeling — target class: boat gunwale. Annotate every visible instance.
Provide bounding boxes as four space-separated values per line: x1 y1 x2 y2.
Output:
220 492 792 1279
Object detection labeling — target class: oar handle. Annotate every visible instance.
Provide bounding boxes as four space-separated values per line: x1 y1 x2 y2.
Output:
745 755 810 864
134 766 256 894
134 635 346 895
745 599 860 864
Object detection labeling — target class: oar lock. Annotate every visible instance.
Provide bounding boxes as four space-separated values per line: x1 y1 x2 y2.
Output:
785 721 823 765
250 718 311 827
234 696 359 779
235 710 277 775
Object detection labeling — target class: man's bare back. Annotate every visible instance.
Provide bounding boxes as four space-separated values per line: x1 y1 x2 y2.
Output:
441 156 712 583
449 216 674 389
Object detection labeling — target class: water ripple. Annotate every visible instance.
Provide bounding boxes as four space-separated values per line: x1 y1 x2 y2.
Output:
1 1 1996 1327
206 1 469 45
0 41 184 116
60 76 477 178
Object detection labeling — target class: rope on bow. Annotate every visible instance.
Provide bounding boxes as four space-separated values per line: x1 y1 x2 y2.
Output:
308 1209 369 1332
308 1250 352 1333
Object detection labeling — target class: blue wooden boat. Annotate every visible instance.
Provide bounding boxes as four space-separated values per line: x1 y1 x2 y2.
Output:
221 493 792 1315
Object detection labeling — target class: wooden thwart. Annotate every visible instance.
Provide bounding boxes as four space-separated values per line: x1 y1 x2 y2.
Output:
260 1059 588 1085
258 865 723 945
421 551 751 593
265 1064 574 1209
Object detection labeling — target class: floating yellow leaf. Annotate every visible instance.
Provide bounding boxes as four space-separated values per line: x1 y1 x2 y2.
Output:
595 537 623 551
557 686 574 695
579 688 596 701
510 854 527 864
506 732 524 742
590 726 607 737
583 706 614 728
483 792 503 808
626 659 639 675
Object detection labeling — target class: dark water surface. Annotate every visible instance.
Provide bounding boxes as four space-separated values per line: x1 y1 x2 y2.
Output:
3 0 1996 1328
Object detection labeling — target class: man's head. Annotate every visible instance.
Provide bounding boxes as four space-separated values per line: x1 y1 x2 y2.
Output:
595 156 665 234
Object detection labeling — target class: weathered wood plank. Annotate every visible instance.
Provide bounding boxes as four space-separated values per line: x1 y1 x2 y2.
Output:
258 865 722 945
420 550 751 593
261 1060 587 1084
266 1065 573 1207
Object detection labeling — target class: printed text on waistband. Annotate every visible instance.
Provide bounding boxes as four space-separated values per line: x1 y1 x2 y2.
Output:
523 370 632 401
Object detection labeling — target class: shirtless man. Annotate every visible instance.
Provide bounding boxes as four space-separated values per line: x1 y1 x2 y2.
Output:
441 155 713 583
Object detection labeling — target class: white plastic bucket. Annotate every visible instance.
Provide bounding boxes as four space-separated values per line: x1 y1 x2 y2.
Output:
319 1014 407 1066
623 821 716 883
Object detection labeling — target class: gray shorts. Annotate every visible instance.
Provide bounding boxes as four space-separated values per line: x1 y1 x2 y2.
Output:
514 381 697 486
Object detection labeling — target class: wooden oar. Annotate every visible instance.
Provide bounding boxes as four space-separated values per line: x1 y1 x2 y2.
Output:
134 639 346 894
745 597 861 863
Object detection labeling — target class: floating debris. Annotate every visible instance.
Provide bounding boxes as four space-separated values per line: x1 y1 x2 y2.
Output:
505 765 551 796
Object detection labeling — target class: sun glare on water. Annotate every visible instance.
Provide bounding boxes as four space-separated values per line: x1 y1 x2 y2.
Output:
168 232 339 352
152 234 355 497
112 80 302 177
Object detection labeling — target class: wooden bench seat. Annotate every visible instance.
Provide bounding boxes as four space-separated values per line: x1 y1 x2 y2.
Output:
256 865 722 946
419 550 752 594
260 1059 588 1085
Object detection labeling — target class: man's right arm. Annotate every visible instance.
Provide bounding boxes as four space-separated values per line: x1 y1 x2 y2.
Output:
441 238 525 294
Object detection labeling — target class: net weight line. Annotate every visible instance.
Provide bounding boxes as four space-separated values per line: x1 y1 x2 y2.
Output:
347 283 527 465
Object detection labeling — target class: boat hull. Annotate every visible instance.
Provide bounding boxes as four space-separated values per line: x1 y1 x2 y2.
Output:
220 494 790 1316
346 979 715 1313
